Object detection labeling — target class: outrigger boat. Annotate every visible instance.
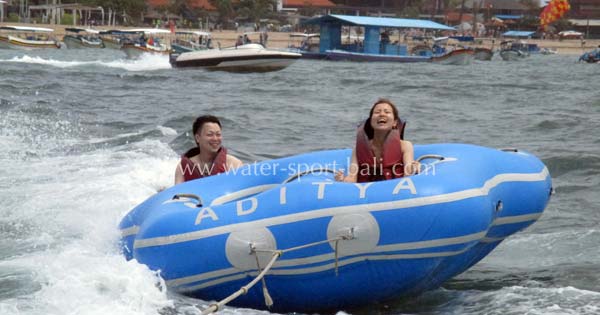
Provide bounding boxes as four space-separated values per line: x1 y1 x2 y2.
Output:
285 32 326 59
121 28 171 59
443 36 494 61
499 40 530 61
473 47 494 60
430 37 474 65
99 30 137 49
432 48 474 65
540 48 558 55
0 26 60 49
169 43 301 72
170 30 212 54
302 14 456 63
63 27 104 49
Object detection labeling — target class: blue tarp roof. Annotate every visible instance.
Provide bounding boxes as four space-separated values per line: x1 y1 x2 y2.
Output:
303 14 455 31
495 15 523 20
502 31 535 38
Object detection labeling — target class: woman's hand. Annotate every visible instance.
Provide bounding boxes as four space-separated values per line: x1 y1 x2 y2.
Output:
335 170 346 182
405 161 421 175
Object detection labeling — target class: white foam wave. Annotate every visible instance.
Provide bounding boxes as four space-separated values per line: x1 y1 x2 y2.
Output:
484 228 600 269
0 132 179 314
0 252 173 315
103 54 172 71
446 285 600 315
157 125 178 136
84 126 179 148
1 55 92 68
1 54 171 71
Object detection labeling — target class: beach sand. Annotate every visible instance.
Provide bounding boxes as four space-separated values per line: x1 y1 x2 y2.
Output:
3 22 598 55
205 30 599 56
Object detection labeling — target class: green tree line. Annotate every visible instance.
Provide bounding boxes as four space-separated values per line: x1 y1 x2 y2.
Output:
58 0 276 25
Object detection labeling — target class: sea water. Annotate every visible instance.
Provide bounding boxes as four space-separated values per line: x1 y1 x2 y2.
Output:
0 48 599 315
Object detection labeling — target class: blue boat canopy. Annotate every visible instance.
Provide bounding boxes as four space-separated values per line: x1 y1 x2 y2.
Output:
495 15 523 20
502 31 536 38
304 14 455 31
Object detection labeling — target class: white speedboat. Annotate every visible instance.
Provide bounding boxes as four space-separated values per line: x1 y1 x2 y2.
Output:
169 43 301 72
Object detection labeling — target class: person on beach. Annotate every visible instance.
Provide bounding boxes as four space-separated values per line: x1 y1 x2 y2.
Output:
335 98 420 183
174 115 243 184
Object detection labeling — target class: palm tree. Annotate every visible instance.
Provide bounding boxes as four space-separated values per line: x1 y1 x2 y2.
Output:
79 0 146 25
236 0 275 26
210 0 234 26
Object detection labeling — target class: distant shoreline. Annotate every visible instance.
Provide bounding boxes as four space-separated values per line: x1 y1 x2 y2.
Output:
2 22 598 56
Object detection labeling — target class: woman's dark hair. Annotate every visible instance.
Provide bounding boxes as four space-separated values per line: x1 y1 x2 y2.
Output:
363 98 400 139
193 115 221 135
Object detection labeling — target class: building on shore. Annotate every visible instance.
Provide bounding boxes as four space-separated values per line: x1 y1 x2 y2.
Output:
569 0 600 19
568 0 600 38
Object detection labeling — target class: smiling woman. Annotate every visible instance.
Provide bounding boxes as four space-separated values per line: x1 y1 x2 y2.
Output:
335 98 420 183
174 115 243 185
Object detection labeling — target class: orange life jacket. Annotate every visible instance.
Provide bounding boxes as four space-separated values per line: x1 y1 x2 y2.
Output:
180 147 228 182
355 124 404 183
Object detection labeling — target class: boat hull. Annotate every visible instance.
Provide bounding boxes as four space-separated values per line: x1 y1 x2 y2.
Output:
63 35 104 49
121 43 170 59
119 144 552 313
100 37 124 49
326 49 431 62
432 49 474 65
0 35 60 50
500 50 529 61
474 47 494 61
300 51 328 59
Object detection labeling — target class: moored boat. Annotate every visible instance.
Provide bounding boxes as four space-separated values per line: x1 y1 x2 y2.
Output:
169 43 301 72
119 143 552 313
474 47 494 60
500 49 528 61
303 14 455 63
122 42 170 58
432 48 475 65
430 38 474 65
285 32 326 59
499 40 529 61
0 26 60 49
120 28 171 59
99 29 137 49
170 30 212 54
540 47 558 55
63 27 104 49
